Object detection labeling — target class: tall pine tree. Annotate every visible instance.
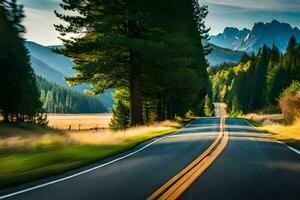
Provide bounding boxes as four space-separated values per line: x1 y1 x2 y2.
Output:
0 0 42 122
55 0 210 126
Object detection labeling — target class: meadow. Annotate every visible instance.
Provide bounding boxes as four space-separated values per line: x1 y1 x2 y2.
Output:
47 113 112 130
0 115 182 189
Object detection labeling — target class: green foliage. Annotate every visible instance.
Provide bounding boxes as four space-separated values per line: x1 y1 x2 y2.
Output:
211 36 300 114
203 95 214 117
281 81 300 96
37 77 107 113
0 0 43 123
55 0 210 126
228 96 243 117
110 89 130 130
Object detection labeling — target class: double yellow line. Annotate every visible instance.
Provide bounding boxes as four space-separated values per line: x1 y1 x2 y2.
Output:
148 118 228 200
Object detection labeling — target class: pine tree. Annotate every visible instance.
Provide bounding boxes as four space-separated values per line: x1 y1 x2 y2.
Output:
55 0 210 126
110 89 130 130
0 0 42 122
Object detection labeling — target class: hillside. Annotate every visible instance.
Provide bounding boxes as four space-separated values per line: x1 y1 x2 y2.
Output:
206 42 243 66
37 77 107 113
25 41 114 110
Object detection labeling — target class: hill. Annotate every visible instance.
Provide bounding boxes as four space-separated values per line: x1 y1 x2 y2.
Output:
25 41 114 110
206 42 243 66
37 77 107 113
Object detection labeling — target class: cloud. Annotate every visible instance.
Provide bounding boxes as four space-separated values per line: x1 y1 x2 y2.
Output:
202 0 300 12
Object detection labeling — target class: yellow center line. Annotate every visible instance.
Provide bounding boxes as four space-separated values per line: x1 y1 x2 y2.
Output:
148 116 228 200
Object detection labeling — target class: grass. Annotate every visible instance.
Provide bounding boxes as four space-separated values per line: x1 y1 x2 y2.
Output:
246 117 300 150
0 120 182 189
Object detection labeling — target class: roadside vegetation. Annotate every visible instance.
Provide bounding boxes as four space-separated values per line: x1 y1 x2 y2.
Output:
0 120 183 189
246 115 300 150
209 37 300 116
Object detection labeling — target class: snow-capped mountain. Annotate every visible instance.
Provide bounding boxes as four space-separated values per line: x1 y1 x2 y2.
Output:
210 20 300 53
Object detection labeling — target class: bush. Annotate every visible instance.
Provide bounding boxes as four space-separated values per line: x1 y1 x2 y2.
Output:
279 92 300 123
281 81 300 96
279 82 300 123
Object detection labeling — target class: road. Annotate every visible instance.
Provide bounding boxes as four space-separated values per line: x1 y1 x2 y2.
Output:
1 103 300 199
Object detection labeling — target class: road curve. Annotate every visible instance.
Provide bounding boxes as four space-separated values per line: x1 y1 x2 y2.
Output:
1 106 300 199
0 118 221 200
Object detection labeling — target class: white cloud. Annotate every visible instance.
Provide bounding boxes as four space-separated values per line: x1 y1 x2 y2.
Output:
23 7 62 45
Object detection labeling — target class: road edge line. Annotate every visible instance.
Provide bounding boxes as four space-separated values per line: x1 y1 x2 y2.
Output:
0 119 199 200
243 118 300 157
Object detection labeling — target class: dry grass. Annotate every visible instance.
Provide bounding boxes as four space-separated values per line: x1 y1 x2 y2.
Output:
262 119 300 142
47 113 112 130
0 120 181 189
0 120 180 152
244 113 284 125
0 125 68 153
246 114 300 150
69 120 180 145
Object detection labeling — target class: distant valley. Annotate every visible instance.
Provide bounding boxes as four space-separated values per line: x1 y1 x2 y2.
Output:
25 41 114 110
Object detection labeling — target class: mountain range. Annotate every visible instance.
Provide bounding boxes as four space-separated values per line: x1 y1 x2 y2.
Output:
210 20 300 53
25 41 114 110
27 20 298 98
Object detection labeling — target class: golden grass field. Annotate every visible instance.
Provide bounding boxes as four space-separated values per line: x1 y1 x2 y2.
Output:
0 119 180 154
245 113 300 149
0 118 181 188
47 113 112 130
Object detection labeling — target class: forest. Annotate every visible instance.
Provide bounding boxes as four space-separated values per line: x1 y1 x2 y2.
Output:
0 0 211 128
38 77 107 113
210 36 300 122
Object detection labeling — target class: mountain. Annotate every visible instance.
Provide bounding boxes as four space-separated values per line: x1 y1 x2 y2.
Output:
210 20 300 53
205 42 243 66
25 41 74 76
25 41 114 110
210 27 250 51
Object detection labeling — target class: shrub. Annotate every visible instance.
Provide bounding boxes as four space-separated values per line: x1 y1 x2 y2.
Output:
279 82 300 123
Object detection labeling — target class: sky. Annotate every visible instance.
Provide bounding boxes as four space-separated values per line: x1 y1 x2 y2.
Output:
19 0 300 45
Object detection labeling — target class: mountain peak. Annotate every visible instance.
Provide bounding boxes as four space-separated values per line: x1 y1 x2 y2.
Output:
210 20 300 53
271 19 280 24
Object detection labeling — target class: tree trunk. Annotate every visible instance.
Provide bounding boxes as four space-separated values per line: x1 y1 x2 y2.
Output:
157 92 163 121
3 112 9 123
128 10 143 126
129 65 143 126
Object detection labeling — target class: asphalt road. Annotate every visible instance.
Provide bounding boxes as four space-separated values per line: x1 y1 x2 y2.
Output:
180 118 300 200
1 108 300 199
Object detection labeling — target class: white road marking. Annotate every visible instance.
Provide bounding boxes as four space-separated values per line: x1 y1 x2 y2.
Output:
0 119 201 199
243 118 300 157
287 146 300 156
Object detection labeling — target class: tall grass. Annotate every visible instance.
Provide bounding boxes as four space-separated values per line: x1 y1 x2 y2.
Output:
246 115 300 150
0 120 181 189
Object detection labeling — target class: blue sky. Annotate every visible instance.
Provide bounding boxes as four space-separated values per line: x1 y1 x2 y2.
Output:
19 0 300 45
